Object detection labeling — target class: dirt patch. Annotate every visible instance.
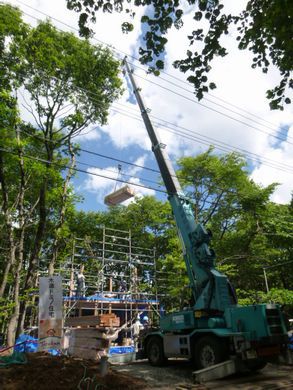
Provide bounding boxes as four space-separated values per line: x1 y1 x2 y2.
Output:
0 352 148 390
1 354 292 390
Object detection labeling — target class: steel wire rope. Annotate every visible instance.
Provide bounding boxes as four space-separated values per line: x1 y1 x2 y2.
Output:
14 0 292 142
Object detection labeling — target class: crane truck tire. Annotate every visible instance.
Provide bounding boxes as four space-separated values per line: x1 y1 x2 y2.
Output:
146 336 167 366
194 335 229 369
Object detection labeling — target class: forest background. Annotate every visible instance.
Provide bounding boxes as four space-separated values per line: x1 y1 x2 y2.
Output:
0 3 292 347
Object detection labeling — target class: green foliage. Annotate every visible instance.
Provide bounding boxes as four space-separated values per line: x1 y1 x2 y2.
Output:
66 151 292 312
237 288 293 307
21 20 123 134
0 5 123 339
66 0 292 110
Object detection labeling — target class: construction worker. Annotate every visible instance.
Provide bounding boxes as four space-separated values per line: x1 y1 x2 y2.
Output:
76 265 86 297
131 317 143 351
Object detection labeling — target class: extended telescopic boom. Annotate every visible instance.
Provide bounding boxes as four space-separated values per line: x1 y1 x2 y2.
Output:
124 59 235 312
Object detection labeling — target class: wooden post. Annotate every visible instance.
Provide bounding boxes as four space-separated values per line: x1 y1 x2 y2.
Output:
109 277 112 314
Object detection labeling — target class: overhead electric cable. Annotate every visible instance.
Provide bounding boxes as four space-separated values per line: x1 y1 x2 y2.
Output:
7 3 293 180
108 106 293 173
133 72 293 146
0 146 223 207
76 160 163 187
14 0 291 142
0 146 166 194
18 102 293 176
10 49 292 172
131 66 292 141
130 62 291 135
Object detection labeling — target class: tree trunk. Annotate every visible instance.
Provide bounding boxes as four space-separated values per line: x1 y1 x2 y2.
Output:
6 131 26 345
0 152 17 298
48 140 76 275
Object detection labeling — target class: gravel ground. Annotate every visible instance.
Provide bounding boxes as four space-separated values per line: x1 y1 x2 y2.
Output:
112 359 293 390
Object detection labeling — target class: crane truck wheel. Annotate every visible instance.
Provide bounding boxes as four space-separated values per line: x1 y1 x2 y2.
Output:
146 336 167 366
194 335 229 369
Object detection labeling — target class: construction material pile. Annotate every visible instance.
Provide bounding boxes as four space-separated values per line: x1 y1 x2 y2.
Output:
0 352 148 390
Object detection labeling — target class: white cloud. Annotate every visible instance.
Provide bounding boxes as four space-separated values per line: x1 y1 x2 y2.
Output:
250 125 293 204
84 155 155 206
73 127 102 142
6 0 293 205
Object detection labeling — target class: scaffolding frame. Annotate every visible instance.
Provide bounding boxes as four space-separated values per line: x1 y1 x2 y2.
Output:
62 226 160 331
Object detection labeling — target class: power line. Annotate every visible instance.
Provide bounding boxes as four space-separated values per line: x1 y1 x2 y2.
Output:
18 97 293 176
0 145 224 208
133 72 293 146
15 127 270 203
4 4 293 182
128 65 291 136
0 146 166 194
2 144 292 218
14 72 293 176
110 103 293 172
131 62 292 141
18 125 162 175
76 159 163 187
13 0 292 144
109 106 293 174
8 1 291 169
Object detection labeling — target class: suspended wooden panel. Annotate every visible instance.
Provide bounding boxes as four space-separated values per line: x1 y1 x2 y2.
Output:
104 185 135 206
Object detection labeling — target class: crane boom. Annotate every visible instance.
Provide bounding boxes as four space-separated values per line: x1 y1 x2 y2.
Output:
124 61 181 195
124 60 234 312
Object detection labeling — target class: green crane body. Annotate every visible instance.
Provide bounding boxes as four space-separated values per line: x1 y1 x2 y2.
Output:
124 60 288 369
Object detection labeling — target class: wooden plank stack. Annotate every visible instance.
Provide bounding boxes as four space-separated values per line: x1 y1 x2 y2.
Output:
65 313 120 328
98 313 120 327
104 185 135 206
63 314 121 360
64 328 110 360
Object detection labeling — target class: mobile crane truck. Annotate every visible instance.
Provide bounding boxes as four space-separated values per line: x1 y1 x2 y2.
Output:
124 60 288 379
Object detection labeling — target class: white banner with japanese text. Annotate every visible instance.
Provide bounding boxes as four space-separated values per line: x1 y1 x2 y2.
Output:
38 276 63 351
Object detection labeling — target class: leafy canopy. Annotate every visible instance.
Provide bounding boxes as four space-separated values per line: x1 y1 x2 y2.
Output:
66 0 293 110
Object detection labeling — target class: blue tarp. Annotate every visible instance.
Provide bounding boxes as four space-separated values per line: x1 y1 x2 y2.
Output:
64 294 158 304
109 346 135 355
14 335 38 353
14 334 60 356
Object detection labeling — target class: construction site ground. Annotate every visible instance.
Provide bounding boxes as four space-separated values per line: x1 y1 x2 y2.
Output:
0 353 293 390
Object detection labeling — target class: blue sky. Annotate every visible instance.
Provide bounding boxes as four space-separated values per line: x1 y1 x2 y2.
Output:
6 0 293 211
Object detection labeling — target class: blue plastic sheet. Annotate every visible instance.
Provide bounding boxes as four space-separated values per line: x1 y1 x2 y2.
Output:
14 334 60 356
109 346 135 355
14 335 38 353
